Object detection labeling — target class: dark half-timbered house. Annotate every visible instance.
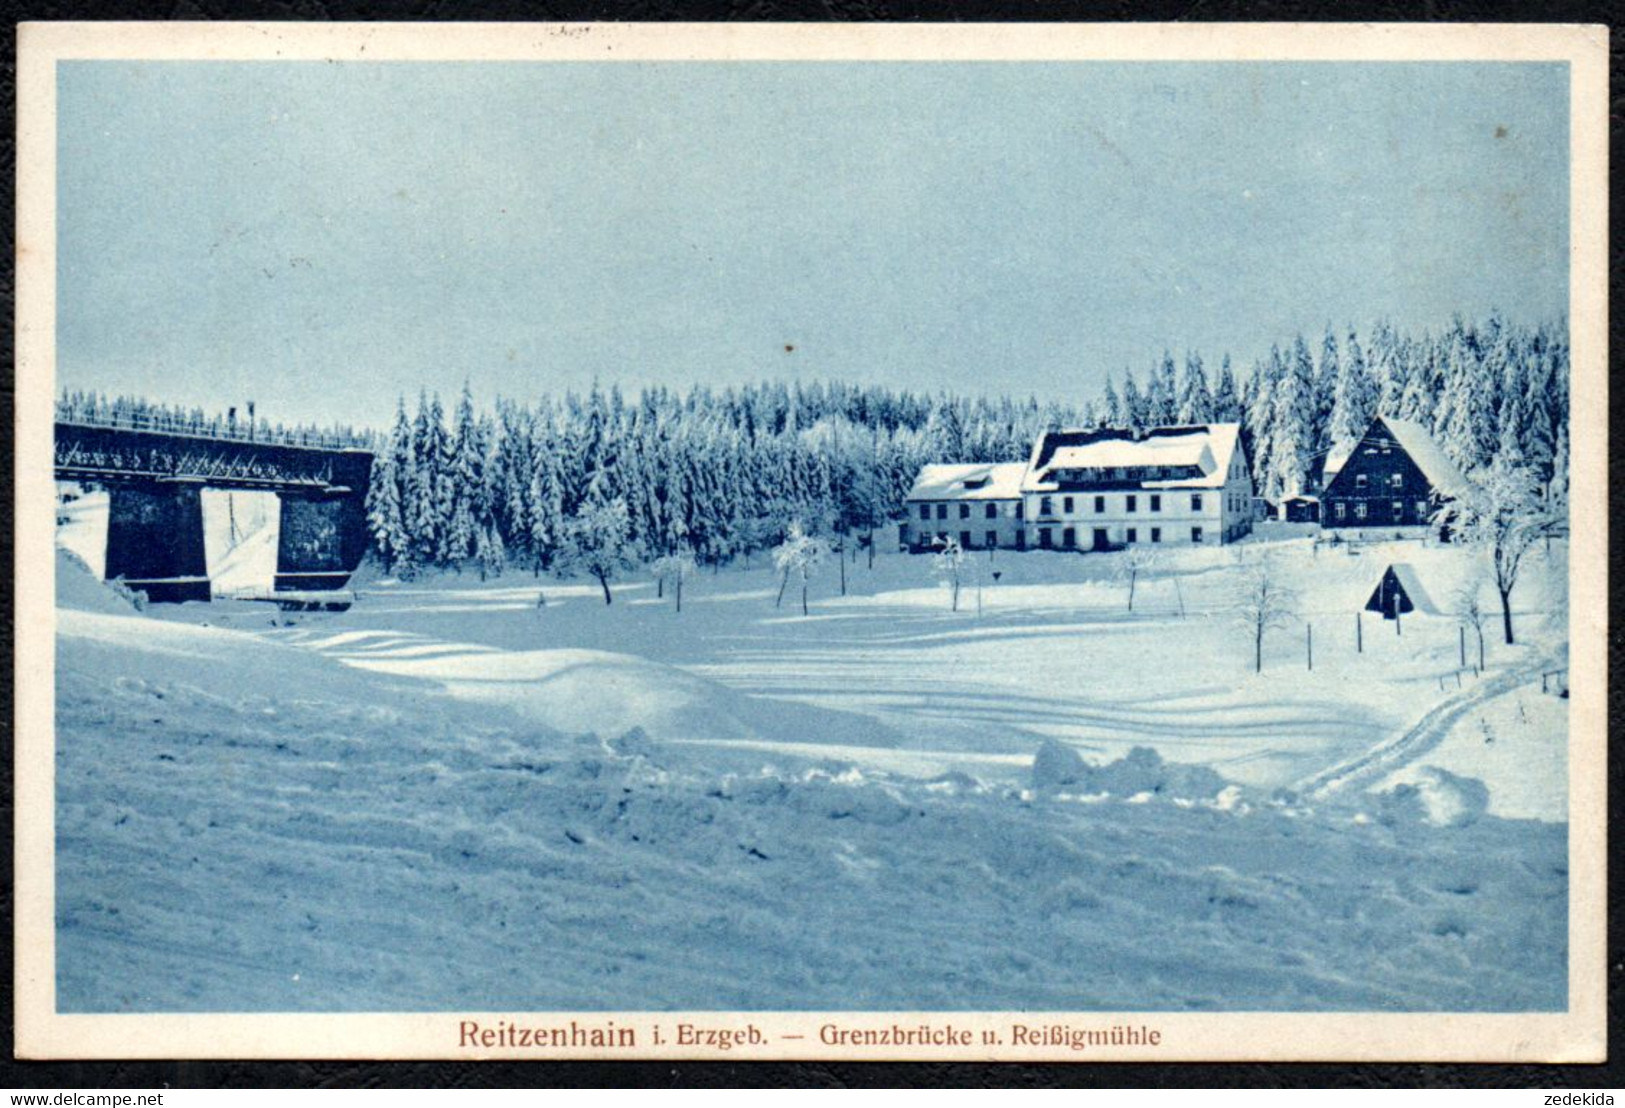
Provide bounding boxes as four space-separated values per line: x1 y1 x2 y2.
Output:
1320 416 1468 534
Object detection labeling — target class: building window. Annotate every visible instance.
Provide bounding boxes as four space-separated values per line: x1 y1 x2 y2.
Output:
1063 527 1076 548
1063 496 1074 513
1150 494 1161 512
1039 528 1052 548
1191 526 1204 543
1355 503 1367 520
986 531 998 549
1355 474 1368 490
936 504 947 520
1335 502 1346 520
1392 500 1404 519
1094 495 1106 513
959 503 970 520
1190 493 1203 511
1416 500 1428 518
1015 503 1024 520
1151 527 1161 543
1040 496 1054 516
1126 495 1137 512
985 503 998 519
1126 527 1137 543
919 504 930 521
961 530 972 548
1391 473 1404 489
1015 530 1026 550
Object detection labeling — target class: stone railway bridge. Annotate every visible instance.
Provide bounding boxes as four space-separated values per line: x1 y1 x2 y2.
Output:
56 418 374 602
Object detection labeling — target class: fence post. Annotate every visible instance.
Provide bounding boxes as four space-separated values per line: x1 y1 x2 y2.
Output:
1459 625 1466 668
1307 623 1313 671
1356 610 1362 654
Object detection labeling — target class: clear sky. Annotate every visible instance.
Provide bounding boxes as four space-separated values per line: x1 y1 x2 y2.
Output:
57 60 1569 430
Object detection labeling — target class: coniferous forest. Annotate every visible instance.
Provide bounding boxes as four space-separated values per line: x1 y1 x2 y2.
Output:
58 313 1570 580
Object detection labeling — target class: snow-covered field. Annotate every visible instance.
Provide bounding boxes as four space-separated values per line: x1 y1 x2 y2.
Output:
54 532 1570 1012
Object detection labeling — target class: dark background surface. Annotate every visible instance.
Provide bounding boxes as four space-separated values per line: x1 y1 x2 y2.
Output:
2 0 1619 1090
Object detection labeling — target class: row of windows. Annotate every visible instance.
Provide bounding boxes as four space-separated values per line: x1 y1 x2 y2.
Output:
912 524 1207 548
924 530 1012 549
1038 493 1204 516
1332 500 1428 521
1051 465 1202 483
1035 525 1203 548
918 489 1246 523
1353 473 1407 490
917 501 1019 522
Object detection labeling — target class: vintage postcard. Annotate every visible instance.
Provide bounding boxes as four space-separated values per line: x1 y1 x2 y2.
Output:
14 22 1608 1061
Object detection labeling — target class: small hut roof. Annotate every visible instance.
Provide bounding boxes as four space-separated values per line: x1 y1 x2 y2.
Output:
1384 562 1440 614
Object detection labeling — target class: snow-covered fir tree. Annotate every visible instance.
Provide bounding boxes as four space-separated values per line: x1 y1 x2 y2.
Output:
1326 327 1376 460
1176 352 1213 424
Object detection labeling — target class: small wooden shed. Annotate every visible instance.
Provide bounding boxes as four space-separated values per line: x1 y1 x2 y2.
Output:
1282 495 1320 523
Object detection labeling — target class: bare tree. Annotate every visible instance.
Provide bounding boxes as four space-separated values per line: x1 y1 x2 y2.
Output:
651 551 698 613
1117 546 1160 612
932 536 977 612
1235 557 1295 674
1435 461 1553 644
1452 571 1490 671
772 521 830 616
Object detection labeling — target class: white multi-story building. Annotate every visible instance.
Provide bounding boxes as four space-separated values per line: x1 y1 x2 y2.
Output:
900 462 1028 551
1019 424 1253 551
899 425 1254 554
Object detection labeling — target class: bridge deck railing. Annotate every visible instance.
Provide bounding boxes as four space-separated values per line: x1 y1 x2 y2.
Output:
55 409 373 452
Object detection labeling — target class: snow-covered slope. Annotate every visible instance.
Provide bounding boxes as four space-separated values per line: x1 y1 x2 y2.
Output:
55 487 109 580
55 552 1567 1013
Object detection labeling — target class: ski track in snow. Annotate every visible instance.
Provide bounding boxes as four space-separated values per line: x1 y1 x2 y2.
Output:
1298 654 1560 801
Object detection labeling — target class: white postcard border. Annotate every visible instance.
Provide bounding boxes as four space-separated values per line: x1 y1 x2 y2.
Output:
13 20 1610 1062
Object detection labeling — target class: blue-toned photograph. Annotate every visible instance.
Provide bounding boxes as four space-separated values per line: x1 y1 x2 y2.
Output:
51 55 1572 1016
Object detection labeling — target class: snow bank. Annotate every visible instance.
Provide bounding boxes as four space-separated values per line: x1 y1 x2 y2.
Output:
1032 740 1229 802
1377 767 1492 829
56 547 142 615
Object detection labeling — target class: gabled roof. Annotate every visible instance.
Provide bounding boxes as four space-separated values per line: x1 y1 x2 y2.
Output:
1385 563 1441 615
1319 559 1445 615
1023 424 1244 492
1323 416 1469 498
905 462 1027 502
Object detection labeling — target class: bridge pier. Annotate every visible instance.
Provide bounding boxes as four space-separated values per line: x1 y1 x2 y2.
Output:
104 481 211 603
275 493 370 592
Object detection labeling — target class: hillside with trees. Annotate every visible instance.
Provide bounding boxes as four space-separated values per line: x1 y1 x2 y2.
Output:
60 313 1567 580
361 314 1568 579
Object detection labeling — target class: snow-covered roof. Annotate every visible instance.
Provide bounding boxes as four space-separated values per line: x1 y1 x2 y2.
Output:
1323 417 1469 498
1314 555 1462 616
905 462 1028 502
1386 563 1440 615
1385 419 1470 499
1024 424 1243 492
1047 435 1213 472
